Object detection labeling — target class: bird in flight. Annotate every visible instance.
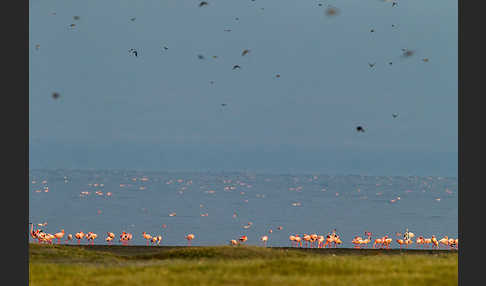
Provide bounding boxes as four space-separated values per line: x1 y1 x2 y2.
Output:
325 7 339 16
224 29 232 32
401 49 415 58
389 62 393 65
73 16 80 20
128 48 138 57
356 126 365 133
275 74 281 78
232 65 241 70
370 29 375 33
241 49 250 56
197 54 205 60
422 58 429 62
52 92 60 100
199 1 209 7
162 46 168 51
392 113 399 118
221 104 227 107
130 17 136 22
368 62 375 68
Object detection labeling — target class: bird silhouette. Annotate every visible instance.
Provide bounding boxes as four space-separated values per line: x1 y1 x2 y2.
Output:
73 16 80 20
129 49 138 57
356 126 365 132
52 92 60 100
221 103 227 107
368 62 375 68
241 49 250 56
422 58 429 62
275 74 281 78
197 54 205 60
392 113 399 118
370 29 375 33
232 65 241 70
199 1 209 7
163 46 168 51
130 17 136 22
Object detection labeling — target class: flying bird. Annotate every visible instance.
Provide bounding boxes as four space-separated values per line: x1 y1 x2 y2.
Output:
73 16 80 20
325 7 339 16
221 103 227 107
368 62 376 68
128 48 138 57
52 92 60 100
224 29 232 32
392 113 399 118
199 1 209 7
401 49 415 58
197 54 205 60
232 65 241 70
389 62 393 65
422 58 429 62
241 49 250 56
130 17 136 22
35 44 40 50
370 29 375 33
69 23 76 28
275 74 281 78
356 126 365 133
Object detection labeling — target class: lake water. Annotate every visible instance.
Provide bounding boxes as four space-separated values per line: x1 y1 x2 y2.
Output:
29 169 457 248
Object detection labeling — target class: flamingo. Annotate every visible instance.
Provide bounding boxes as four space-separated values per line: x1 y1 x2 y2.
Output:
431 235 439 248
416 236 425 248
423 238 432 248
383 236 392 249
294 235 302 248
334 236 342 248
303 234 311 248
352 236 363 249
289 235 296 247
230 239 239 246
107 232 115 239
66 234 73 243
186 234 195 246
439 236 450 248
239 235 248 244
156 235 162 246
105 236 114 244
150 236 157 245
75 232 85 244
143 232 152 246
360 232 372 248
310 234 318 248
396 239 405 249
317 235 325 248
261 235 268 247
405 239 413 248
54 229 65 244
373 237 384 248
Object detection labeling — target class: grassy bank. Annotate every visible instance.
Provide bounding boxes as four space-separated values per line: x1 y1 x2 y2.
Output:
29 244 458 286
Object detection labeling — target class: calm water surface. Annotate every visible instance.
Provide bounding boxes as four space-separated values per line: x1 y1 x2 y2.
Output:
29 169 457 248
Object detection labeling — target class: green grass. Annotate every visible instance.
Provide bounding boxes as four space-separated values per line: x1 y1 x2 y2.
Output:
29 244 458 286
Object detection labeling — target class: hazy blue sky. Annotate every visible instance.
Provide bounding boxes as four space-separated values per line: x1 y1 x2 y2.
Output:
29 0 457 176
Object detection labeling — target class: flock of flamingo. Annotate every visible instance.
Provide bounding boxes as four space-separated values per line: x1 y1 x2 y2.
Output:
29 223 457 250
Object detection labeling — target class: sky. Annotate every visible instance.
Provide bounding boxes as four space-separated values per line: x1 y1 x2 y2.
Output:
29 0 458 176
